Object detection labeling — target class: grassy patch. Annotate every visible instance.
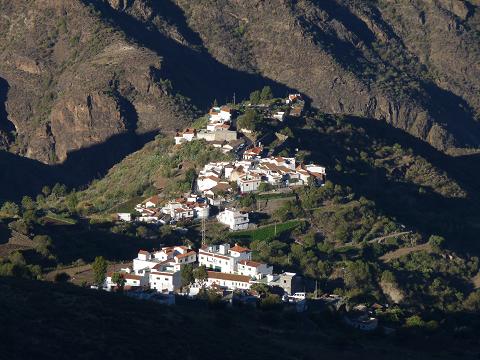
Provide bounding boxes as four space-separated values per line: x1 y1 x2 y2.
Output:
43 212 77 225
108 196 145 214
230 220 302 242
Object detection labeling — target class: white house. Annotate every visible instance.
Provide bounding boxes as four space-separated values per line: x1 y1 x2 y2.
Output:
220 106 232 121
205 271 252 291
217 208 249 231
132 246 196 293
198 244 237 273
172 206 195 221
198 243 253 273
197 175 220 192
105 271 149 291
273 111 286 121
182 128 197 142
174 132 185 145
261 156 296 170
237 260 273 280
144 195 161 209
117 213 132 222
243 146 263 160
209 107 223 122
149 270 181 293
237 174 262 193
286 93 302 104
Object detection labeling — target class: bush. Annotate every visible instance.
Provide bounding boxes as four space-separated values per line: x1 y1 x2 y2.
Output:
259 294 283 311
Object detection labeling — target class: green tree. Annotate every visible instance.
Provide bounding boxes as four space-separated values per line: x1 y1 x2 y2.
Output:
239 193 256 208
52 183 67 198
259 294 282 311
260 86 273 101
381 270 396 285
251 283 270 297
36 194 45 207
428 235 446 252
193 265 208 286
66 192 79 213
184 168 197 185
237 109 261 131
22 210 38 226
181 263 195 289
92 256 108 288
249 90 261 104
33 235 54 257
404 315 425 328
464 290 480 312
344 260 372 290
1 202 20 217
258 182 272 192
8 219 29 235
111 272 126 291
21 196 36 211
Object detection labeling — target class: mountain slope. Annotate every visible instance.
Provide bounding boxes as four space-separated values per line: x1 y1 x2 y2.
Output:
1 0 479 166
170 0 480 153
0 0 192 163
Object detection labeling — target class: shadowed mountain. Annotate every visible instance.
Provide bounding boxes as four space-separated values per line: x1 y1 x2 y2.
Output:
290 116 480 253
0 130 157 201
81 0 297 108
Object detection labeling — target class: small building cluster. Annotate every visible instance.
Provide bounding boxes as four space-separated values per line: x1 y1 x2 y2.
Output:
174 106 242 153
196 154 326 197
105 243 299 297
118 194 211 224
106 245 197 292
285 93 305 118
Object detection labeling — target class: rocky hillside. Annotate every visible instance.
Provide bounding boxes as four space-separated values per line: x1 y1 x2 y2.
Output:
170 0 480 153
0 0 192 164
0 0 479 164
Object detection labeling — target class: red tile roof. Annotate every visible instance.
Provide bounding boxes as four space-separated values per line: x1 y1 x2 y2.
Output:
245 147 262 155
230 244 250 253
238 260 263 268
175 251 196 259
208 271 250 283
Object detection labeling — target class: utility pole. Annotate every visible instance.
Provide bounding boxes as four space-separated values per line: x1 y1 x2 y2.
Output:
201 216 206 246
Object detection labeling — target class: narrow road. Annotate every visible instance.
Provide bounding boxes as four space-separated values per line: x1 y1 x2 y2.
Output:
340 231 412 249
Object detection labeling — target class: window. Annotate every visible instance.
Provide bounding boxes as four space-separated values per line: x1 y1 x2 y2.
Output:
165 278 169 281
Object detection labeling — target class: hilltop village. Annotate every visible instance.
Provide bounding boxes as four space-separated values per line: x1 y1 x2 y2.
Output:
103 93 379 330
118 93 326 230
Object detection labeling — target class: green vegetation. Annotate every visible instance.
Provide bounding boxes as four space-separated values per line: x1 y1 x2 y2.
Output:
236 109 262 131
92 256 107 288
230 220 303 242
78 136 232 213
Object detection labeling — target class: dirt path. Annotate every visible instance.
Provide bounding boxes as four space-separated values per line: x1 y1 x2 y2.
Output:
379 243 431 262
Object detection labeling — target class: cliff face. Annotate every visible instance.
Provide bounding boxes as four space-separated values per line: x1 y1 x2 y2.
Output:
0 0 479 164
0 0 191 163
